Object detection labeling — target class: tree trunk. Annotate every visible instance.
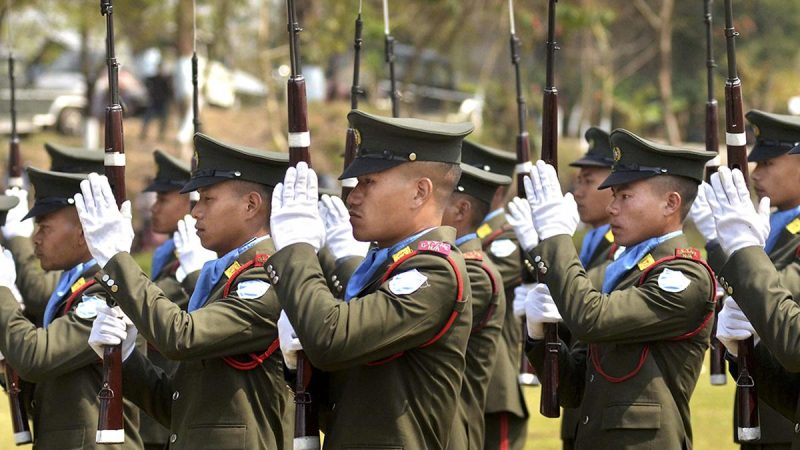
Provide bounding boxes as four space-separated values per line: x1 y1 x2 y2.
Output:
658 0 680 144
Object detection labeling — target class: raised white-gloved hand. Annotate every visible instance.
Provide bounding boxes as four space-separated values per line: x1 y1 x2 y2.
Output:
512 283 536 318
687 182 717 242
715 296 758 357
74 173 134 267
506 197 539 252
524 283 562 340
174 215 216 275
319 194 369 259
278 311 303 371
524 160 580 240
271 162 325 252
0 249 23 309
88 304 138 361
1 188 33 239
705 167 770 256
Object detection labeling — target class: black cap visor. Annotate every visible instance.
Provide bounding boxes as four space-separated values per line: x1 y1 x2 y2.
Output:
598 170 658 190
23 197 73 221
145 178 190 193
338 157 404 180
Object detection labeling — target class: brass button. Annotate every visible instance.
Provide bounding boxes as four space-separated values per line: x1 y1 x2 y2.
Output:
170 434 177 443
582 416 589 424
172 391 180 400
111 285 118 293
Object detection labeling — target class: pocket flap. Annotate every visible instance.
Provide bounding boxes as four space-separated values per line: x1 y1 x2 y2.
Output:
602 402 661 430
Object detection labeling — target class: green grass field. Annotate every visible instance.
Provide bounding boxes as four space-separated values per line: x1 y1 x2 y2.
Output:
0 357 739 449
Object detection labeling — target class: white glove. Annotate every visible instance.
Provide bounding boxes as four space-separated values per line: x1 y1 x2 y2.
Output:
0 249 23 309
88 304 138 362
319 194 369 259
687 182 717 242
174 215 216 275
705 167 770 256
524 283 562 339
278 311 303 371
506 197 539 252
1 188 33 239
271 162 325 252
73 173 134 267
524 160 580 240
512 283 536 318
715 296 758 357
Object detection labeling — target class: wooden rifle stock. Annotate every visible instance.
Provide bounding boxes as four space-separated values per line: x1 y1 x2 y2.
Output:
538 0 560 419
97 0 125 444
286 1 320 448
341 5 363 200
723 0 759 440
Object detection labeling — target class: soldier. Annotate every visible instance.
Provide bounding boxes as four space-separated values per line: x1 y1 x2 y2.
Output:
460 140 530 450
702 166 800 447
78 134 293 449
442 163 510 450
272 110 473 449
139 149 198 450
0 168 143 449
515 129 716 448
691 110 800 449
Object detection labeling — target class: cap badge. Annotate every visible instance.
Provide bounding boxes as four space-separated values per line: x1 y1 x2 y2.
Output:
613 146 622 162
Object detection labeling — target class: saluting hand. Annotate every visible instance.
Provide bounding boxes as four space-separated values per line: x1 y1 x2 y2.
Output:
74 173 134 267
524 160 579 240
0 248 23 309
1 188 33 240
271 162 325 252
506 197 539 252
687 182 717 243
704 167 770 256
319 194 369 259
715 296 758 357
174 214 216 277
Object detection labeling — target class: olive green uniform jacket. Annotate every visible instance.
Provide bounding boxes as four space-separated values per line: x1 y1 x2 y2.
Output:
140 250 190 447
527 234 715 449
719 246 800 449
268 227 472 450
0 263 143 450
478 212 530 421
447 236 506 450
708 213 800 445
561 228 616 446
95 237 292 450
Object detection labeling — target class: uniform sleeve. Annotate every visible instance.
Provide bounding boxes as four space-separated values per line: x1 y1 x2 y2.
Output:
721 246 800 371
530 235 714 344
154 274 190 310
526 338 587 408
5 236 61 319
777 258 800 300
0 286 100 382
269 243 468 371
122 348 173 427
98 252 280 361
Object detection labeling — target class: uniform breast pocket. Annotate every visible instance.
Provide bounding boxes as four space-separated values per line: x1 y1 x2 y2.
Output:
601 402 662 430
344 446 403 450
187 424 246 449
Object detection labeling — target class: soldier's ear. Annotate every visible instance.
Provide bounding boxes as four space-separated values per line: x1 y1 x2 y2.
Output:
412 177 434 207
664 191 681 217
244 190 264 216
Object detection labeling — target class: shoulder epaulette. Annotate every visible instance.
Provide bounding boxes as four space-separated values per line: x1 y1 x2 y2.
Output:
675 247 701 260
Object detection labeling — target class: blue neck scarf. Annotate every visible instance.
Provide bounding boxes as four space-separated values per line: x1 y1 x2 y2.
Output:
765 205 800 254
483 208 504 223
455 233 478 247
601 230 682 294
150 239 176 279
43 258 96 329
579 224 611 267
345 228 433 302
187 235 268 312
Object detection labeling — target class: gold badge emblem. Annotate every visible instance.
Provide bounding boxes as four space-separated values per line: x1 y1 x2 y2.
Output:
353 129 361 146
613 146 622 162
753 124 760 137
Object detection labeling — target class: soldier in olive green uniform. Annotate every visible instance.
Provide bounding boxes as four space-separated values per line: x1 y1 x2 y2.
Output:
442 163 510 450
560 127 616 449
0 168 142 449
693 111 800 449
139 149 193 450
704 165 800 450
514 130 716 449
271 110 473 449
80 134 293 450
460 140 530 450
2 143 105 321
